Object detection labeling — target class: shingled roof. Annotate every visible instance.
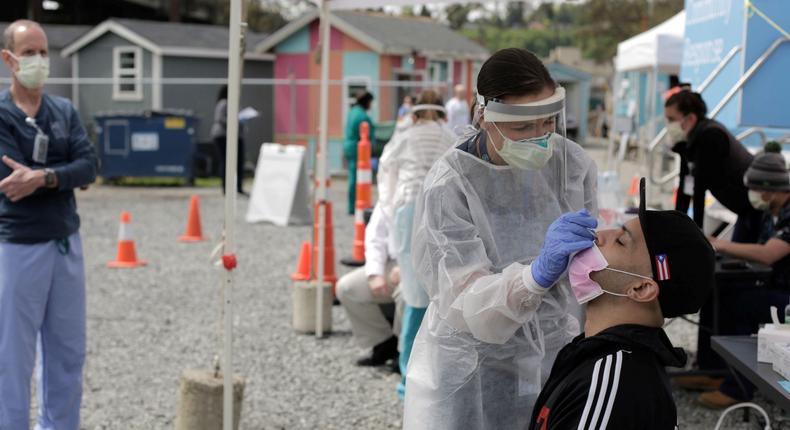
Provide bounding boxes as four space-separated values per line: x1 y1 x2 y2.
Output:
109 18 269 52
61 18 272 60
256 10 488 59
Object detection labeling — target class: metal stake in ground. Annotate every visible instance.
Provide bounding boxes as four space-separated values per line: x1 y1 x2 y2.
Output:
314 0 332 338
173 0 247 425
218 0 246 427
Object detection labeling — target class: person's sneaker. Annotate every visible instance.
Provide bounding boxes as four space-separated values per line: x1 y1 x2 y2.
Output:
356 336 398 367
697 390 740 409
672 375 724 391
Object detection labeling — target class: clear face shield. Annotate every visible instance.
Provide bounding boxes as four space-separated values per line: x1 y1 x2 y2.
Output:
478 87 566 170
477 87 569 190
478 86 566 146
410 103 447 118
395 103 446 132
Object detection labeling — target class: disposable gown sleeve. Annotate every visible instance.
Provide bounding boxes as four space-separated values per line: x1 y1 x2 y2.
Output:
376 134 402 213
412 180 548 345
364 204 390 277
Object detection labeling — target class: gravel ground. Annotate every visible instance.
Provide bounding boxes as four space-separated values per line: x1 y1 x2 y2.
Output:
38 146 784 429
75 183 402 429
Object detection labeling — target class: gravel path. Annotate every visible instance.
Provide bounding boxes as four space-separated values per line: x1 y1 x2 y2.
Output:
59 168 784 429
76 183 402 429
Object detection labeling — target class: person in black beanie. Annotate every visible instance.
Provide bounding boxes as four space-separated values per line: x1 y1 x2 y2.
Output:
697 142 790 408
529 179 716 430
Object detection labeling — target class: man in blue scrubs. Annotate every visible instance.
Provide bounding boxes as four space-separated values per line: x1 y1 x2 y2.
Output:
0 20 97 430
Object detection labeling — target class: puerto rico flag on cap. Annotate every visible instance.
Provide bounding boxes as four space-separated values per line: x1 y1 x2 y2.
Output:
655 254 670 281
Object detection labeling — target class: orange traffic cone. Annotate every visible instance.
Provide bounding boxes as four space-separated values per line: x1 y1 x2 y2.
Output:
108 211 146 268
340 208 366 267
355 122 373 209
291 241 312 281
341 121 372 267
313 200 338 287
179 195 205 242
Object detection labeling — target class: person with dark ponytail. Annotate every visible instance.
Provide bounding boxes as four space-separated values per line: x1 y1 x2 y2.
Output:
664 90 760 240
403 48 598 429
376 90 456 399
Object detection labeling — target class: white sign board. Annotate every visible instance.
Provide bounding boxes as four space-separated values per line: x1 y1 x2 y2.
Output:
246 143 311 226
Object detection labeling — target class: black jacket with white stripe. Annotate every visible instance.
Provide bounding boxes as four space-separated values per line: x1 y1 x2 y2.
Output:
529 324 686 430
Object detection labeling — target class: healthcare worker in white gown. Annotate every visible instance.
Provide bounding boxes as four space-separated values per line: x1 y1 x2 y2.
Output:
403 48 599 429
376 90 457 399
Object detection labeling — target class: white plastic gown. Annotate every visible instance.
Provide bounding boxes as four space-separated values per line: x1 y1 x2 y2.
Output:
378 121 456 308
402 133 598 430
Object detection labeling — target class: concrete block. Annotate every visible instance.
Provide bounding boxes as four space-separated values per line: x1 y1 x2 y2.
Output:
175 369 245 430
292 281 332 334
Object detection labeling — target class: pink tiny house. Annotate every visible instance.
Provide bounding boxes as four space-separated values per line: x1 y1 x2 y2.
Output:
255 10 488 173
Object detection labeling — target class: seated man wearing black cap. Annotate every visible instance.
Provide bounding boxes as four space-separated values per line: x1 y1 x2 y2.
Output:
702 142 790 408
529 179 715 430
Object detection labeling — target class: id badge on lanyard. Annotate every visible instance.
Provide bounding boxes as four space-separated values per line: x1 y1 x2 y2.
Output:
683 174 694 196
33 132 49 164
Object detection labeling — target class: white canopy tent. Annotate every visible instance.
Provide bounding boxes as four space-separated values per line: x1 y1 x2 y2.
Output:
610 11 685 173
615 11 685 73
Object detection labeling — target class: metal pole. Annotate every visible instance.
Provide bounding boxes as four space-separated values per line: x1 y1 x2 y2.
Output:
315 0 332 338
4 77 456 86
650 64 658 156
289 69 296 146
709 37 789 119
223 0 245 428
696 46 741 94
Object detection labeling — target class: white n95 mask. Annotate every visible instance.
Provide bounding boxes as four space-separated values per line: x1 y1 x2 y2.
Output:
749 190 770 211
665 121 686 144
10 53 49 89
489 122 553 170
